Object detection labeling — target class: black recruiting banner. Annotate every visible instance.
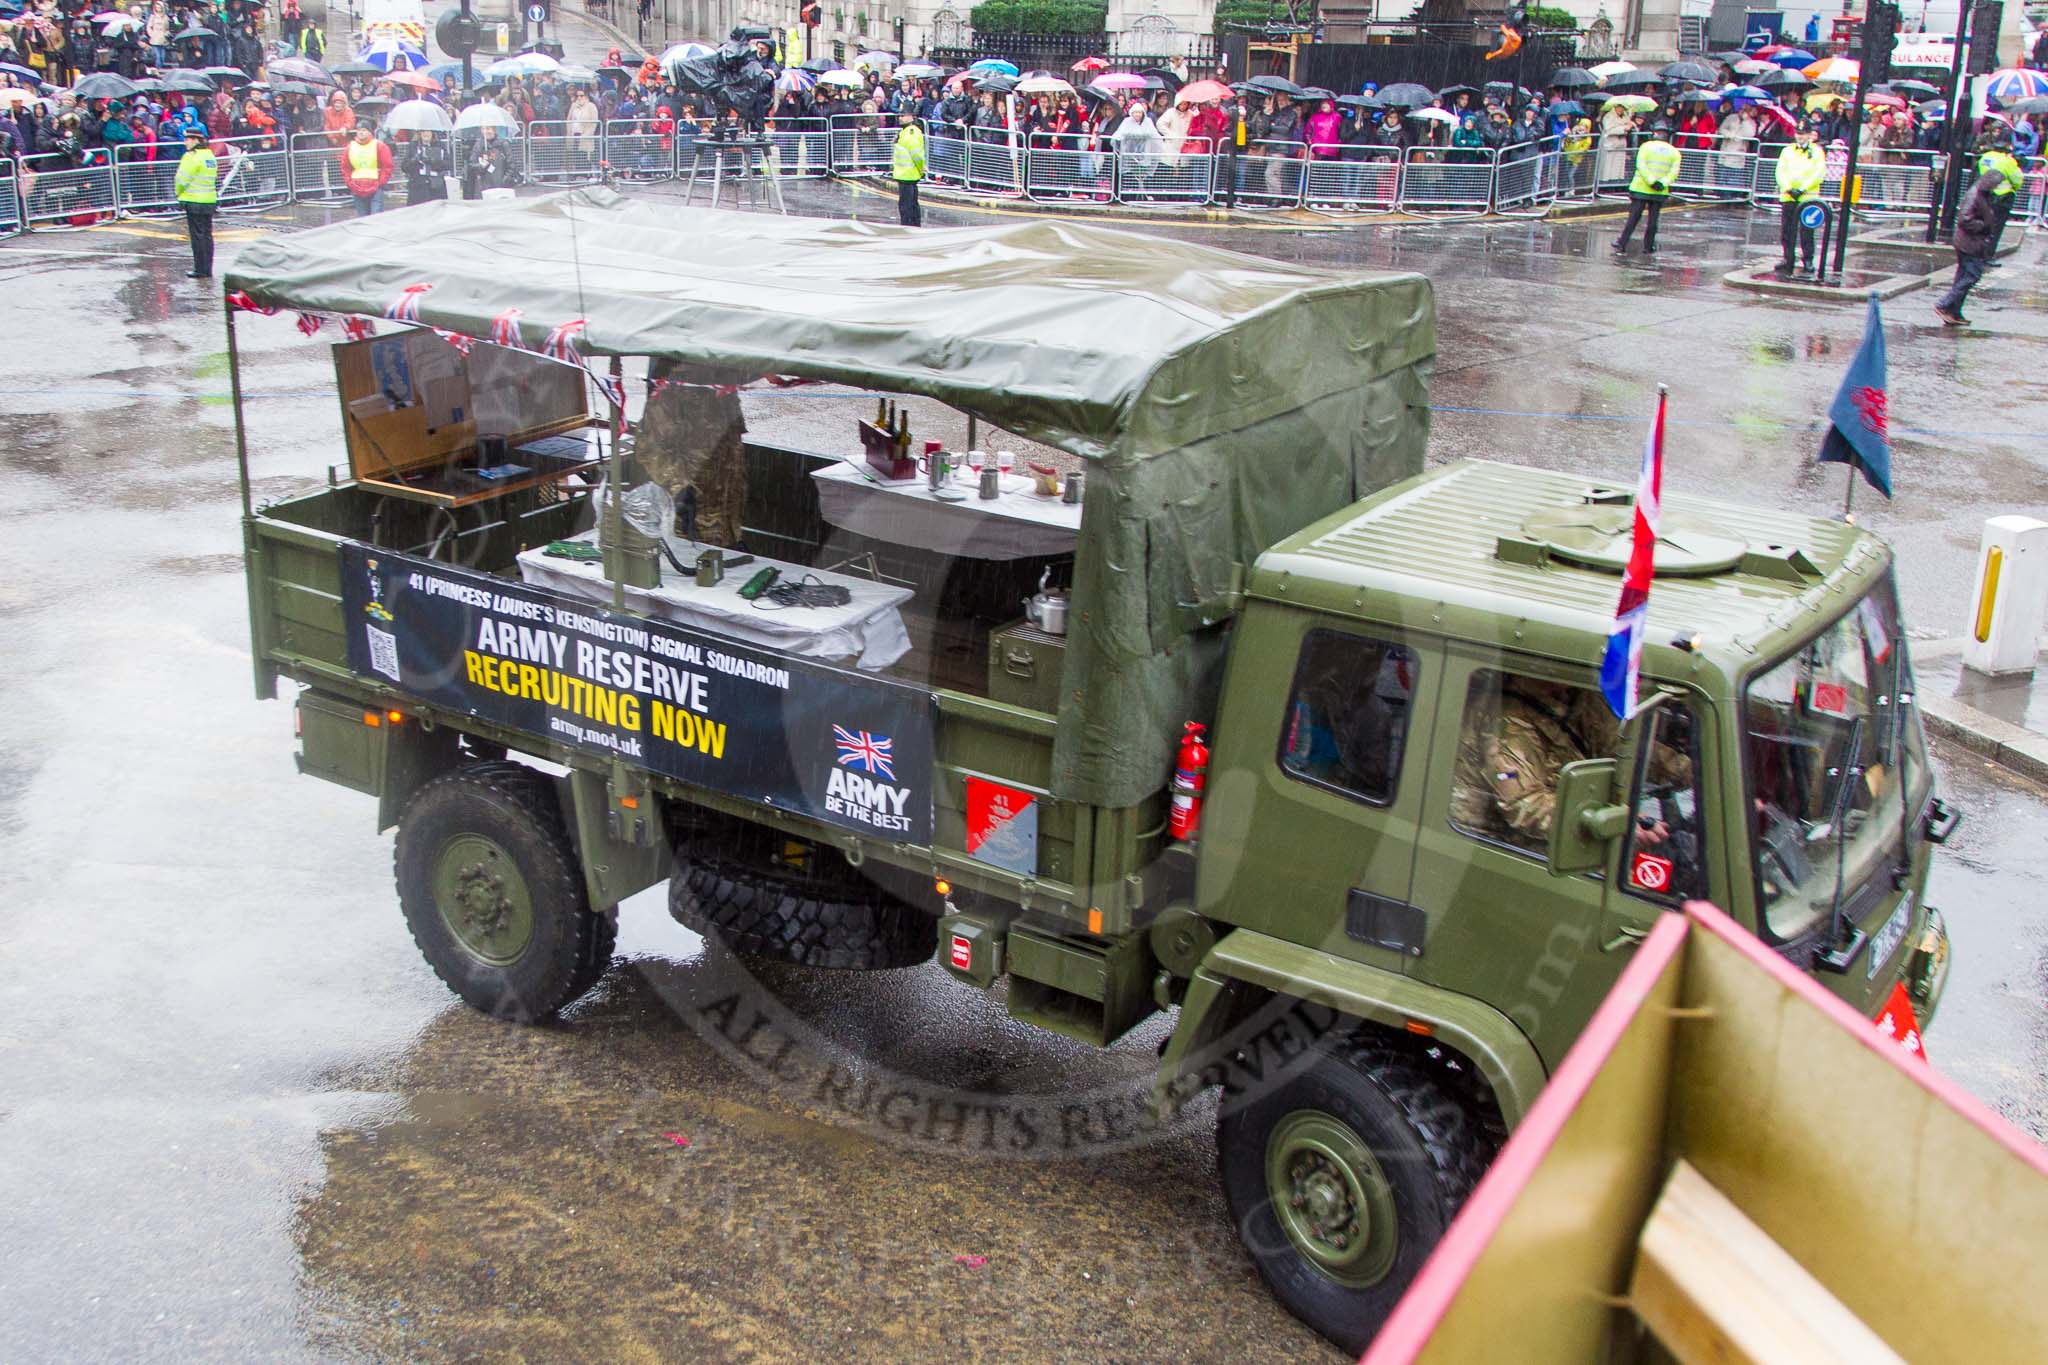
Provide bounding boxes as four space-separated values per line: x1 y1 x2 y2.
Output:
338 543 934 843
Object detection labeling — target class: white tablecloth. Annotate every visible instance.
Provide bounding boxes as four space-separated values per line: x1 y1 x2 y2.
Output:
517 532 914 671
811 462 1083 562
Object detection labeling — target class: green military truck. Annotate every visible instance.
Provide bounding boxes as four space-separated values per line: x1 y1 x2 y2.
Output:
226 192 1955 1352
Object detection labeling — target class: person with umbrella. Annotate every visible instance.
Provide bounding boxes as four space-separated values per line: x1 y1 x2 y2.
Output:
173 122 216 276
1612 122 1678 255
1771 121 1826 278
889 105 923 225
1263 88 1301 197
402 124 448 203
338 120 390 213
1716 98 1755 191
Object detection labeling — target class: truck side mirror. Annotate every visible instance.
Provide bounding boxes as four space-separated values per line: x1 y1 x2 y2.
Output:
1547 757 1628 876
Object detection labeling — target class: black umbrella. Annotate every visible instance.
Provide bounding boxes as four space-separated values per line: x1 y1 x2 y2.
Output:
1077 82 1120 110
1335 93 1382 110
171 23 217 42
273 80 325 97
1138 65 1182 91
1670 89 1710 103
352 95 395 112
267 57 335 85
163 71 215 94
1916 99 1947 118
1710 50 1750 64
1437 83 1478 100
1549 67 1598 90
203 66 252 86
1548 99 1584 117
1377 82 1434 106
1602 70 1662 89
1756 68 1813 90
1246 73 1305 97
1659 61 1717 84
1300 86 1336 101
71 72 140 100
1580 89 1613 104
799 57 836 74
328 60 382 77
1884 78 1940 100
975 73 1018 94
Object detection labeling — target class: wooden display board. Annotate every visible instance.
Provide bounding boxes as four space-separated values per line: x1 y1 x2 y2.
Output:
334 333 598 506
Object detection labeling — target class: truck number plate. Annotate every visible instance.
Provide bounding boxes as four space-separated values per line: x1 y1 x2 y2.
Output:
1867 896 1911 980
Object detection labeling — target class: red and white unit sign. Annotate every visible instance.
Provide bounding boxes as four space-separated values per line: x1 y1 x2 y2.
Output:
965 776 1038 875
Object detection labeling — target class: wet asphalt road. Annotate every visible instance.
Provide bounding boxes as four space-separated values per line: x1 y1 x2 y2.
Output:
0 191 2043 1362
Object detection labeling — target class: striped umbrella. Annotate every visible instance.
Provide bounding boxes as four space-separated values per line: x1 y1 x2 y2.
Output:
1983 67 2048 104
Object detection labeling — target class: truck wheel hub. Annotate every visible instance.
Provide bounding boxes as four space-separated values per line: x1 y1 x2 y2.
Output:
433 834 535 966
1265 1109 1399 1288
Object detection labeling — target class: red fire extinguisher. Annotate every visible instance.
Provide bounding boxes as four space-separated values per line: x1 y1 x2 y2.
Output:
1169 722 1210 842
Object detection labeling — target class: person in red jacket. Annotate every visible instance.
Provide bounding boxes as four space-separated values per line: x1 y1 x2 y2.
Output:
1184 98 1229 155
1675 102 1718 152
338 123 393 215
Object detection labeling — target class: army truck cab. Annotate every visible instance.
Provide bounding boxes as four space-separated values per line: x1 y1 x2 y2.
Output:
227 192 1953 1353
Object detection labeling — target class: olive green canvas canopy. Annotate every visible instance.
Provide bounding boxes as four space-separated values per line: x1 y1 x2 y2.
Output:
227 190 1436 806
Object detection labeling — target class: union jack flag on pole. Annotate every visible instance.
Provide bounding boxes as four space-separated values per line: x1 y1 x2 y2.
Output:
1600 388 1666 720
832 725 896 782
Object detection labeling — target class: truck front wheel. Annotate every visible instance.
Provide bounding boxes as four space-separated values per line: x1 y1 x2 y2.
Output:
394 762 615 1022
1217 1039 1488 1354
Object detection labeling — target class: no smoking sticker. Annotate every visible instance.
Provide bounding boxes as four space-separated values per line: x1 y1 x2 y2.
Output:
1630 850 1674 893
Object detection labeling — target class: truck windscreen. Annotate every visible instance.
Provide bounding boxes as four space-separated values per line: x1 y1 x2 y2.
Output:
1742 573 1926 942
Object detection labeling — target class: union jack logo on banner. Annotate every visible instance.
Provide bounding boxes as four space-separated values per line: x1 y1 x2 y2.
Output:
341 316 375 341
540 318 588 362
832 726 895 782
434 328 475 356
295 312 326 337
490 307 526 350
384 282 433 322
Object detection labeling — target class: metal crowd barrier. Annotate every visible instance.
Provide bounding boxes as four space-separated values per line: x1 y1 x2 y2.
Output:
963 132 1025 197
603 118 673 182
1127 135 1213 206
2023 155 2047 224
1230 139 1307 209
923 125 971 190
112 142 185 216
218 133 294 212
289 131 354 205
1669 144 1754 201
525 120 605 185
1845 150 1946 216
1399 150 1494 215
18 151 116 227
1303 146 1401 214
1494 139 1562 215
1024 131 1107 204
1553 140 1600 200
765 119 831 177
0 157 17 235
829 113 893 177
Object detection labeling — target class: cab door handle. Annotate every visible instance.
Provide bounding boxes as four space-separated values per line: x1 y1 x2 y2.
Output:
1602 924 1649 954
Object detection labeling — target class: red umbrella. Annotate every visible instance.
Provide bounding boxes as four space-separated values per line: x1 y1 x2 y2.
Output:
1071 56 1109 73
1751 43 1793 57
1176 78 1231 104
1752 102 1798 135
1863 91 1906 109
385 69 440 91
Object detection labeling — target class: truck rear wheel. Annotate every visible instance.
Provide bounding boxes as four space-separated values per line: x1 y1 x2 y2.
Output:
1218 1038 1489 1355
667 844 936 971
395 762 614 1022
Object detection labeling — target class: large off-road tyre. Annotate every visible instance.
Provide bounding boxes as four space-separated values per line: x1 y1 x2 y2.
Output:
1218 1037 1490 1356
667 843 937 971
395 762 614 1021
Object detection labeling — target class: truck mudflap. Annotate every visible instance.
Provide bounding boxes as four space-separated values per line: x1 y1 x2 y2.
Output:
1155 929 1549 1129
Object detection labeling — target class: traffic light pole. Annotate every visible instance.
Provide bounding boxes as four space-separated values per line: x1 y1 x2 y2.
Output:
460 0 472 100
1826 4 1890 280
1931 2 1983 241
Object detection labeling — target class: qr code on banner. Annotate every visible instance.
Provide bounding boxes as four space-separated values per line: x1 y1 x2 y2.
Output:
365 625 401 682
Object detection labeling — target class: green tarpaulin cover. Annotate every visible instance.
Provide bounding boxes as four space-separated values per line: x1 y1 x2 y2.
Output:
227 189 1436 806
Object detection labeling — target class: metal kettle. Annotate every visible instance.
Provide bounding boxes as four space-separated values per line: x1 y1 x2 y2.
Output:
1024 567 1069 637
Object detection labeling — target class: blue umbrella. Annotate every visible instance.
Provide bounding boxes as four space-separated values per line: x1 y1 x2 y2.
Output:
358 36 429 73
422 61 487 88
1548 99 1584 117
968 58 1018 76
1770 49 1816 68
1721 84 1770 102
